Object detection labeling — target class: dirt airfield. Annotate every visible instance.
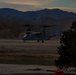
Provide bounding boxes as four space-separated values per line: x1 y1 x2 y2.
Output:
0 37 60 55
0 37 60 74
0 37 60 65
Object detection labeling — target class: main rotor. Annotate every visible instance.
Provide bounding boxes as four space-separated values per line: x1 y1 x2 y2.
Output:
22 24 58 28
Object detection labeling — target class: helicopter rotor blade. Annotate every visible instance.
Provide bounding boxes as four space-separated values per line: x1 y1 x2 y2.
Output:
40 25 58 28
21 24 34 27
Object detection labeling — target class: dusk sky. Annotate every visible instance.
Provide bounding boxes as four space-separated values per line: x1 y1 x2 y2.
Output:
0 0 76 13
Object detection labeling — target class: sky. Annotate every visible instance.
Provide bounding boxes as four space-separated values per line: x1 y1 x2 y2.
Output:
0 0 76 13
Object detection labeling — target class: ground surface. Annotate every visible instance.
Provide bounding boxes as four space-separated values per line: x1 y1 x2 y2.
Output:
0 37 60 55
0 37 60 74
0 64 57 74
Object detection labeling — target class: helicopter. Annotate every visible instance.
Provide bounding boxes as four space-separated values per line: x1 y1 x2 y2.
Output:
22 24 57 43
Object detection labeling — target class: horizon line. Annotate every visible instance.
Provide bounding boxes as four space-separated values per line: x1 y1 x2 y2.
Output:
0 7 76 13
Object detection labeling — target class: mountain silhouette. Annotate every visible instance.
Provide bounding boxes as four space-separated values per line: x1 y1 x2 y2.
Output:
0 8 76 20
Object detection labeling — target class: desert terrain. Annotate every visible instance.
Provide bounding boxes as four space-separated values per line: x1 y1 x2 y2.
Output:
0 37 60 55
0 37 60 74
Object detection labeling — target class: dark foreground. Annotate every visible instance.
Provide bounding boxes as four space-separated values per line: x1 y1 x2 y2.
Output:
0 73 76 75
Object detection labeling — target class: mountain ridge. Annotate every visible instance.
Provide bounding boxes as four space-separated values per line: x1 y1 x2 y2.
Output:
0 8 76 20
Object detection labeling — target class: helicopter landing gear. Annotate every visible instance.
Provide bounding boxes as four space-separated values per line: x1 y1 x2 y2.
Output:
37 40 40 42
37 40 44 43
42 40 44 43
23 40 25 42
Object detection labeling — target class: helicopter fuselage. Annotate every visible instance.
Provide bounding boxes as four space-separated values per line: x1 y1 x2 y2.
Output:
22 25 56 42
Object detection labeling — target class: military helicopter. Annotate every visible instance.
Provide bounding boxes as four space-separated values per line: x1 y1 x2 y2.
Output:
22 24 57 43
